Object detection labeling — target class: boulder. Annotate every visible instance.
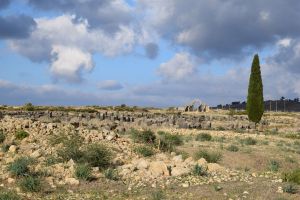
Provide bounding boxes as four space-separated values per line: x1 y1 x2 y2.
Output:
149 161 169 177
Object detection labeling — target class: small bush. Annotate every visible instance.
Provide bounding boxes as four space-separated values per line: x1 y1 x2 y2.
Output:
195 133 212 141
241 137 257 145
195 150 222 163
269 160 280 172
15 130 29 140
157 131 183 152
19 176 42 192
0 190 20 200
193 164 207 176
0 131 5 143
283 184 298 194
57 135 84 162
227 145 239 152
23 103 34 111
83 144 112 169
151 190 166 200
75 164 92 181
1 144 10 152
283 168 300 184
8 157 32 176
104 168 119 181
131 129 156 144
134 146 154 157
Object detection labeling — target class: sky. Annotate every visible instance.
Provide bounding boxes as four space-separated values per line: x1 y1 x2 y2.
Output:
0 0 300 107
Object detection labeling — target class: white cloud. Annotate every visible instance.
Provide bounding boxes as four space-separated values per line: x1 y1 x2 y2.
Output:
50 45 94 82
157 52 197 81
9 14 136 82
97 80 123 90
277 38 291 48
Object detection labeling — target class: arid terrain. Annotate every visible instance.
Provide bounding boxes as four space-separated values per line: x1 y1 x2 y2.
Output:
0 106 299 200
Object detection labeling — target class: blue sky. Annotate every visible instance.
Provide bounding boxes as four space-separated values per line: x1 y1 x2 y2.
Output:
0 0 299 107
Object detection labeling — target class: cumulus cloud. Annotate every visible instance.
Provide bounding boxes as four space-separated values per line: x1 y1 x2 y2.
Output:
50 45 94 82
0 15 36 39
9 14 136 82
157 52 197 81
27 0 132 32
97 80 123 90
139 0 300 59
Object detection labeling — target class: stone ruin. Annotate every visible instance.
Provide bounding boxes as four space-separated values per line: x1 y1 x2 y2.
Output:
177 99 210 112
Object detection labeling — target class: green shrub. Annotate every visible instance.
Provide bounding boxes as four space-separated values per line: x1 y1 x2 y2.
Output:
227 145 239 152
151 190 166 200
8 157 32 176
83 144 112 169
19 176 42 192
283 184 298 194
15 130 29 140
0 131 5 143
193 164 207 176
57 135 84 162
57 144 83 162
283 168 300 184
195 133 212 141
104 168 119 181
134 146 154 157
157 131 183 152
1 144 10 152
0 190 20 200
75 164 92 181
131 129 156 144
269 160 280 172
195 150 222 163
241 137 257 145
23 103 34 111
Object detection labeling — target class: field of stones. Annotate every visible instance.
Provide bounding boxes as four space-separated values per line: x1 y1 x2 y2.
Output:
0 106 299 200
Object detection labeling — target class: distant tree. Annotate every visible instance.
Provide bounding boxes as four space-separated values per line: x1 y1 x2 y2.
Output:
280 96 285 101
23 103 34 111
246 54 264 127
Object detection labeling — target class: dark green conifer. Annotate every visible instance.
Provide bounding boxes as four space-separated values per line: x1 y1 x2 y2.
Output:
246 54 264 126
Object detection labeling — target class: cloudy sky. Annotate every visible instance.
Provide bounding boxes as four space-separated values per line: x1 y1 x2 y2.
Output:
0 0 300 107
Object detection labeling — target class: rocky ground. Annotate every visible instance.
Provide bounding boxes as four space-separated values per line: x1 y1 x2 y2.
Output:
0 108 299 199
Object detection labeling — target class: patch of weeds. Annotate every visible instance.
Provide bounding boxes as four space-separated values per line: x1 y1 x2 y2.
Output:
8 157 33 176
23 103 34 111
156 131 183 152
285 156 296 163
57 134 84 162
216 126 226 131
1 143 10 152
104 168 119 181
175 150 189 160
213 136 226 143
75 164 92 181
285 132 300 139
134 145 154 157
184 135 194 142
131 129 156 144
265 129 279 135
283 184 298 194
49 133 69 146
193 164 207 176
213 185 223 192
0 190 20 200
15 130 29 140
83 144 112 169
269 160 280 172
195 150 222 163
227 145 239 152
261 140 269 145
282 168 300 184
45 156 61 166
0 130 5 143
19 175 42 192
241 137 257 145
195 133 212 141
151 190 166 200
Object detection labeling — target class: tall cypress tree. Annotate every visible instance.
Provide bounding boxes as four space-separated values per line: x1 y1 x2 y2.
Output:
246 54 264 126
